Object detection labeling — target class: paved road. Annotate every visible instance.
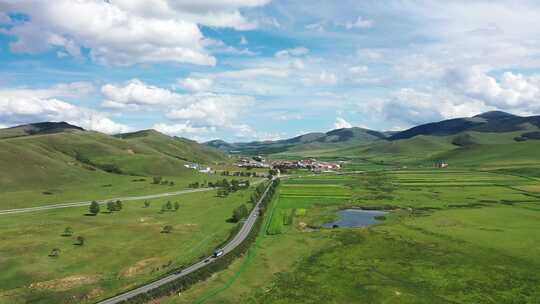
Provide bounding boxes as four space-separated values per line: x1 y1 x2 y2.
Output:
0 188 214 216
97 179 275 304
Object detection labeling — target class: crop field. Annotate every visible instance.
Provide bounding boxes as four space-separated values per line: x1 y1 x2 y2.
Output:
160 169 540 304
0 186 256 304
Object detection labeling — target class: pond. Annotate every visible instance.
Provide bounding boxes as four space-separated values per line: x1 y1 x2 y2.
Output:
323 209 387 228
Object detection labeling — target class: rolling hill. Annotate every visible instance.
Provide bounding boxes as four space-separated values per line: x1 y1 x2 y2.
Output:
206 127 388 154
0 122 226 191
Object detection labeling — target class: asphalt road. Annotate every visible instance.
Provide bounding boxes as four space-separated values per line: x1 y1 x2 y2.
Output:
96 179 274 304
0 188 214 216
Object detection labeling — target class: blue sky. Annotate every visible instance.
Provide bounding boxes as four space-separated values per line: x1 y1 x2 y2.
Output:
1 0 540 142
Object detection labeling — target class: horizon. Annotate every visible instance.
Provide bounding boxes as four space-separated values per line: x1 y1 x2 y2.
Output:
2 1 540 141
0 109 529 143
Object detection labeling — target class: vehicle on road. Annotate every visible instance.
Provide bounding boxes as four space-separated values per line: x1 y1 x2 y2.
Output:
213 250 224 258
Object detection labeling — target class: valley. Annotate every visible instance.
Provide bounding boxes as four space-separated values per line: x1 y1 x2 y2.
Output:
1 111 540 304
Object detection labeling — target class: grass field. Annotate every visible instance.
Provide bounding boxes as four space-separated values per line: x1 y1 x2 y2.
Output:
158 169 540 304
0 186 258 304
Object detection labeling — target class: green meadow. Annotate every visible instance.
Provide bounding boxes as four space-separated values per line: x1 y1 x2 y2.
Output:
0 186 256 304
160 168 540 304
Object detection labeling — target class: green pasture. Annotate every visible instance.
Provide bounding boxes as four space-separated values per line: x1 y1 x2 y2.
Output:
0 187 255 304
160 169 540 304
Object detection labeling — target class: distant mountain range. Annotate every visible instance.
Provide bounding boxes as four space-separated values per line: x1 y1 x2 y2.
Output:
206 127 389 154
206 111 540 154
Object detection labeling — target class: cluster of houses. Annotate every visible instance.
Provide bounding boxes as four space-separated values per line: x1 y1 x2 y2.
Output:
236 157 271 169
184 163 213 173
271 158 341 172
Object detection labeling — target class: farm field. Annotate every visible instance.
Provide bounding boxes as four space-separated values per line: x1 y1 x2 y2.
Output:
0 186 257 304
161 169 540 304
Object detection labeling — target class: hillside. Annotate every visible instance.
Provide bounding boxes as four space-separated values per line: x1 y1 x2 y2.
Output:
0 123 226 191
0 121 84 139
206 127 388 154
391 111 540 140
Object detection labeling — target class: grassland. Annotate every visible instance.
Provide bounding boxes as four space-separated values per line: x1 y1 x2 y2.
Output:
158 168 540 304
0 185 258 304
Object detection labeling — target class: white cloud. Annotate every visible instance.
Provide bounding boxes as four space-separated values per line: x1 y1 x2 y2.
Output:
305 22 325 32
101 79 183 108
178 77 214 92
334 117 352 129
152 122 212 137
345 16 373 29
445 67 540 113
166 93 254 127
275 47 310 58
101 80 255 130
1 0 269 66
0 84 130 134
240 36 248 45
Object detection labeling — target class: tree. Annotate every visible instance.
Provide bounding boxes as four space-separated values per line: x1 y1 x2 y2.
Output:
89 201 100 215
231 180 240 192
152 176 163 184
169 181 175 186
115 200 123 211
161 225 173 233
232 204 249 222
75 236 85 246
166 201 173 211
107 201 115 212
144 200 150 208
49 248 61 257
174 202 180 211
62 226 73 237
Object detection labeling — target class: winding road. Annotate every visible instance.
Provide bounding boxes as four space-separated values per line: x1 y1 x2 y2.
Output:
96 178 275 304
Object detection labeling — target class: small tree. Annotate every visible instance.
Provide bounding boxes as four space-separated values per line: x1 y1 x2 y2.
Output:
89 201 100 215
174 202 180 211
115 200 123 211
144 200 150 208
62 226 73 237
107 201 115 212
75 236 85 246
49 248 61 257
166 201 173 211
232 204 249 222
161 225 173 233
152 176 163 184
169 181 175 186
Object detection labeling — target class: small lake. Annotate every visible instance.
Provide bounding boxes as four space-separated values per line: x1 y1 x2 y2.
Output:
323 209 387 228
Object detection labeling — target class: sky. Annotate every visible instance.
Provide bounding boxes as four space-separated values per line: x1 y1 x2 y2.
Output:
1 0 540 142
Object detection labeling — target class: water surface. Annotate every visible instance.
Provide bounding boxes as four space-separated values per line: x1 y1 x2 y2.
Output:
323 209 387 228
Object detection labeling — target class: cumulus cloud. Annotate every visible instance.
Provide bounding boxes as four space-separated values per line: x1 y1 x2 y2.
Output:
0 0 269 66
0 84 130 134
445 67 540 112
334 117 352 129
380 88 492 126
101 79 183 109
166 93 254 127
152 122 212 138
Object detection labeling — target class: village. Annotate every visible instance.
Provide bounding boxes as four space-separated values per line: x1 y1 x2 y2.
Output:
236 156 341 172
